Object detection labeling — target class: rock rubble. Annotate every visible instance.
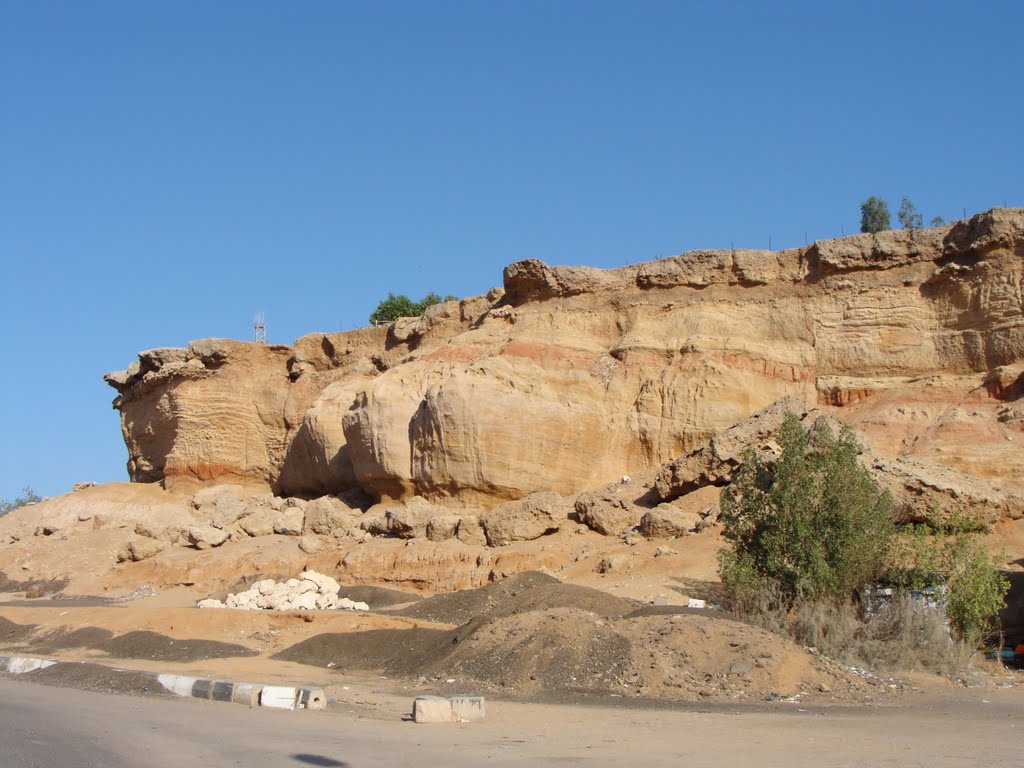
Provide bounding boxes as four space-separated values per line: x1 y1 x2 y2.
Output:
197 571 369 612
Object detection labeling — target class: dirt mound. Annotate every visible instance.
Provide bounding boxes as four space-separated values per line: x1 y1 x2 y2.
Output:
100 630 258 663
21 626 257 663
0 617 35 644
390 571 637 625
340 585 420 608
0 570 69 597
21 661 168 697
275 591 894 703
31 626 114 654
434 607 633 694
272 627 453 676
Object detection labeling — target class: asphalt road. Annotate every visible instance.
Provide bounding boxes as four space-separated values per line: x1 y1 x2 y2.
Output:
1 676 1022 767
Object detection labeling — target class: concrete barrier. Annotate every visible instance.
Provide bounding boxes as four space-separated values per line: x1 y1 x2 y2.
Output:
0 656 59 674
450 696 486 722
260 685 299 710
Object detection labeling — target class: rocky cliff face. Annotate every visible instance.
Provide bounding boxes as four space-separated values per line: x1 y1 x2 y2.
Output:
106 208 1024 510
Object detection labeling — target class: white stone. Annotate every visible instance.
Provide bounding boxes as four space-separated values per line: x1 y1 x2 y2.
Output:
260 685 298 710
255 579 277 596
450 696 486 722
299 570 340 596
413 696 453 723
291 592 317 610
197 598 224 609
315 592 338 610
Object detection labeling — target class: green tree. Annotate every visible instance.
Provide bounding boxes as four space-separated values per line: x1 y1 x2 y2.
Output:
718 414 894 611
0 486 41 517
897 196 923 230
887 519 1009 645
860 196 891 233
930 215 946 227
368 292 459 325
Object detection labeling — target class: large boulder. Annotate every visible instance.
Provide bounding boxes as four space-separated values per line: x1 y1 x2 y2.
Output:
574 491 642 536
654 396 808 502
481 492 567 546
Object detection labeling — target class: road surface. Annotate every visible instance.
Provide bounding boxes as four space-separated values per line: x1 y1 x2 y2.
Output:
0 676 1020 767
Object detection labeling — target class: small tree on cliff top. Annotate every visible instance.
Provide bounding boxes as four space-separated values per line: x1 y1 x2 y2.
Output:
860 196 891 233
368 292 457 325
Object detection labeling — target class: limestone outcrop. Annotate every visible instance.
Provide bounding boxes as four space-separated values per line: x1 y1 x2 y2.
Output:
104 209 1024 526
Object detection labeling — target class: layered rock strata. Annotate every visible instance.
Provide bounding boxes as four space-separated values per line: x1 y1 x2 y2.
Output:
105 209 1024 520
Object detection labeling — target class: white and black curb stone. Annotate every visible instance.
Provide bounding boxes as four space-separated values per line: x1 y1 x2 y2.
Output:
155 674 326 711
1 656 324 712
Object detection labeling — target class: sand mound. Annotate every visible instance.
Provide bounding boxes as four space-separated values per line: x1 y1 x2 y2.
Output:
274 572 893 703
22 661 168 696
30 627 257 663
0 617 36 645
390 571 637 625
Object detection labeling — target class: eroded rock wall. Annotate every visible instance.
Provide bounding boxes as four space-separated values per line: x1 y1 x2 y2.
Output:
106 208 1024 507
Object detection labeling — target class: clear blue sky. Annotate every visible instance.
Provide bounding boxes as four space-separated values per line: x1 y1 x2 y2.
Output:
1 0 1021 500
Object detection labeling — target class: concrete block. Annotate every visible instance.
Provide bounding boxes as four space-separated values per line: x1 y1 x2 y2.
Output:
157 674 199 697
296 687 327 710
450 696 486 722
190 678 214 699
6 657 57 674
231 682 262 706
414 695 453 723
211 681 235 702
260 685 299 710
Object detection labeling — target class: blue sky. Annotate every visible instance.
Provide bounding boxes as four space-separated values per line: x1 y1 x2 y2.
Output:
1 0 1021 500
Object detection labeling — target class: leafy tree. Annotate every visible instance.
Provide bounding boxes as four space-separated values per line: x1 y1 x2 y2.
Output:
0 486 41 517
368 292 458 325
930 215 946 227
898 196 923 230
718 414 894 611
860 196 891 233
886 517 1009 645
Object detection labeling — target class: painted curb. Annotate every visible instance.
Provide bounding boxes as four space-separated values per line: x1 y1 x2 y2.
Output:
0 656 325 712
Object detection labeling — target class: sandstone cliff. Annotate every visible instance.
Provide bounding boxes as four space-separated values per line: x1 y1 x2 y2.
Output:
105 208 1024 515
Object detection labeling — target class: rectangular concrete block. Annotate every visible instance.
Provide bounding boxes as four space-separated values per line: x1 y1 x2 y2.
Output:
190 678 214 699
296 687 326 710
260 685 298 710
231 682 261 706
211 681 235 703
450 696 486 722
414 695 454 723
6 657 58 674
157 674 199 697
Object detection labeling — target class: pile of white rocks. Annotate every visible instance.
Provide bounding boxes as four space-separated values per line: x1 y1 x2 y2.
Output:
197 570 369 612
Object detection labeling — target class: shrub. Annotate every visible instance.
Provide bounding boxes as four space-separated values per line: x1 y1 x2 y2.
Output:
368 292 458 325
0 486 41 517
718 413 894 611
886 521 1009 645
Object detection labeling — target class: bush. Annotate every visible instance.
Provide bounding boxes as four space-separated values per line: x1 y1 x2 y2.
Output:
718 413 894 611
368 292 458 325
0 486 41 517
886 521 1009 645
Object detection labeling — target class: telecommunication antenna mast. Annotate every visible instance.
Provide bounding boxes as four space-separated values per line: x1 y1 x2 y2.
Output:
253 312 267 344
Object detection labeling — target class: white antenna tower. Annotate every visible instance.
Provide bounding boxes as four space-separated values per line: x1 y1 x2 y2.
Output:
253 312 267 343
